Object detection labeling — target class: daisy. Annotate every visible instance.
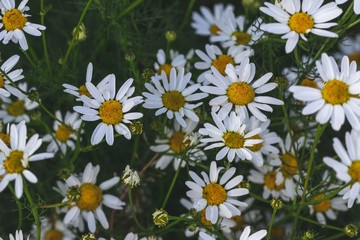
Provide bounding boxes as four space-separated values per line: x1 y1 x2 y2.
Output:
142 68 208 127
0 121 54 198
201 59 283 122
42 111 82 154
0 230 29 240
260 0 342 53
62 162 125 233
186 161 249 224
35 217 75 240
336 0 360 14
289 53 360 131
199 112 263 163
0 54 24 97
323 129 360 208
199 226 267 240
74 75 143 145
154 49 186 77
0 0 46 50
150 119 207 170
191 3 234 37
338 34 360 68
194 44 253 84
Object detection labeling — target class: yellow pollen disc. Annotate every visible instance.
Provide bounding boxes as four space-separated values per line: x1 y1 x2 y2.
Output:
3 150 25 174
76 183 103 211
301 78 318 89
227 82 255 106
321 79 350 105
162 91 185 111
0 75 4 88
78 85 92 97
280 153 298 178
203 182 227 205
312 193 331 213
210 24 220 35
288 12 314 34
223 131 245 149
247 134 263 152
7 100 25 117
231 215 244 231
211 54 235 75
169 131 187 153
0 133 10 146
44 229 63 240
264 171 285 190
55 125 72 143
2 9 27 31
99 100 123 125
349 52 360 67
200 209 212 226
348 160 360 183
232 31 251 45
157 64 172 77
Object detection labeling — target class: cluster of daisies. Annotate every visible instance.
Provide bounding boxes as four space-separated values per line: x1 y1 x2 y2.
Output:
0 0 360 239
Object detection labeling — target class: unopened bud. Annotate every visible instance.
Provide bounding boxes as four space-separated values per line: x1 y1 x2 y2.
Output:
344 224 358 238
165 31 176 42
153 209 169 228
270 198 284 210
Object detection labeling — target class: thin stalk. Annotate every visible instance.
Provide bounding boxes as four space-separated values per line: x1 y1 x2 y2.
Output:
8 185 23 229
128 188 145 230
40 0 52 76
23 179 41 240
161 158 184 209
116 0 143 19
266 208 278 240
39 201 71 209
296 215 343 231
180 0 196 30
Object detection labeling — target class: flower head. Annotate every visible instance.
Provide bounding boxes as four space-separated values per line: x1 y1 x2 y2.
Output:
0 54 24 98
154 49 186 77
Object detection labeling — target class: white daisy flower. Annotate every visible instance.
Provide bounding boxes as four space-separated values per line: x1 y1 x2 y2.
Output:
194 44 253 84
336 0 360 14
199 226 267 240
186 161 249 224
199 112 263 163
289 53 360 131
260 0 342 53
142 68 208 128
62 162 125 233
191 3 234 37
1 230 29 240
201 59 283 122
150 119 206 170
34 217 75 240
0 0 46 50
0 54 24 97
42 111 82 154
323 129 360 208
0 121 54 198
338 34 360 68
74 75 143 146
154 49 186 77
0 82 39 123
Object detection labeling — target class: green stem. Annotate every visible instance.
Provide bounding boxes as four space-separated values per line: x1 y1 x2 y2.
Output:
346 18 360 30
8 185 23 229
296 215 343 231
116 0 143 19
21 50 37 68
266 208 278 240
128 188 145 230
180 0 196 30
39 200 71 209
23 179 41 240
40 0 52 76
161 158 183 209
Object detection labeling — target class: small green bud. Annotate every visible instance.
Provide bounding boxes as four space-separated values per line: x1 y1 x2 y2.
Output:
275 76 288 90
165 31 176 42
240 180 250 190
152 208 169 228
58 169 71 181
125 52 136 62
302 230 315 240
142 68 154 82
72 23 87 43
129 121 143 135
270 198 284 210
344 224 358 238
66 186 81 202
81 233 96 240
27 89 40 102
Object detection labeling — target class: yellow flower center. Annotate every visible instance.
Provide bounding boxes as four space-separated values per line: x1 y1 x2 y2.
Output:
280 153 298 178
210 24 220 35
312 193 331 213
211 54 235 76
264 171 285 190
288 12 314 34
7 100 25 117
227 82 255 105
247 134 263 152
231 215 244 231
169 131 187 153
349 52 360 67
203 182 227 205
55 125 72 143
0 133 10 146
348 160 360 183
301 78 318 89
200 209 212 226
99 100 123 125
321 80 350 105
3 150 25 174
223 131 245 149
78 85 92 97
162 91 185 111
232 31 251 45
0 75 4 88
76 183 103 211
44 229 63 240
2 9 27 31
157 64 172 77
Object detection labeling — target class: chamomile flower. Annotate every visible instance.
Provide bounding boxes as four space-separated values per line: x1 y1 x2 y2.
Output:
62 163 125 233
338 34 360 68
194 44 253 84
1 230 29 240
186 161 249 224
199 226 267 240
0 121 54 198
201 59 283 122
74 75 143 146
154 49 186 77
0 54 24 97
323 129 360 208
199 112 263 163
289 53 360 131
260 0 342 53
143 68 208 128
150 119 206 170
42 111 82 154
0 0 46 50
191 3 234 38
35 217 75 240
336 0 360 14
